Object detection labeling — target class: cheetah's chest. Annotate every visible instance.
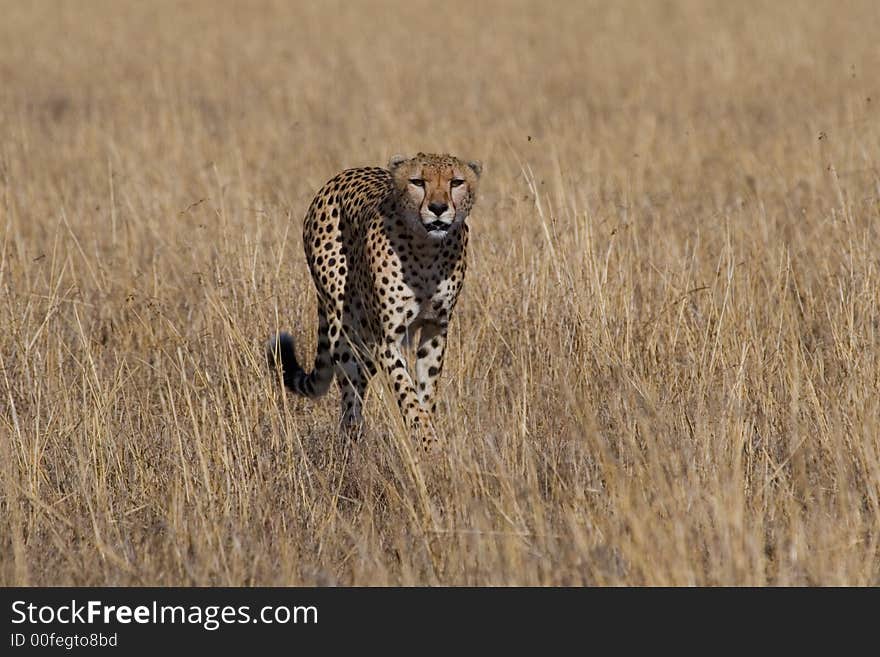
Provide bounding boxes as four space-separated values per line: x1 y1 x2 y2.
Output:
396 268 452 321
359 213 466 336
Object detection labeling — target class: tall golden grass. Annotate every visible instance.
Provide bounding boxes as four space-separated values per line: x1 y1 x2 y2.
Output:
1 0 879 585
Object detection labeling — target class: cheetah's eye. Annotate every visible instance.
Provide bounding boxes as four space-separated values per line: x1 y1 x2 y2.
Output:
409 178 425 188
450 179 465 188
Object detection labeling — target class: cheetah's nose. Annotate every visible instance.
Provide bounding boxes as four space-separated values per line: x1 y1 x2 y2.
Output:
428 202 448 217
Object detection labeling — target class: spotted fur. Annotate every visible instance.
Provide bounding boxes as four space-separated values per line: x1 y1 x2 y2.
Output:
266 153 482 451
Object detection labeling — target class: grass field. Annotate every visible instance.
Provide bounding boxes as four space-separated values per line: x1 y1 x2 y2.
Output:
2 0 879 585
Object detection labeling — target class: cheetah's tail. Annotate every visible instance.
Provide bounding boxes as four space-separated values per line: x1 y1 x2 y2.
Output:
265 332 333 398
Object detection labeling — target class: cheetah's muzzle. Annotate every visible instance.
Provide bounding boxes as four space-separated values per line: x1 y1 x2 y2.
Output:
425 220 450 232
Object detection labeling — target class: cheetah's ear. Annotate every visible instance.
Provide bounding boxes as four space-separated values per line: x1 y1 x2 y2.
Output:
388 154 408 171
468 160 483 178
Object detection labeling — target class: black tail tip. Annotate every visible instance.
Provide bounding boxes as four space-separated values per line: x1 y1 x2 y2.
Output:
266 332 301 388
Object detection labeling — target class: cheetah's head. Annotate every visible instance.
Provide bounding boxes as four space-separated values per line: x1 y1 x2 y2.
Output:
388 152 482 241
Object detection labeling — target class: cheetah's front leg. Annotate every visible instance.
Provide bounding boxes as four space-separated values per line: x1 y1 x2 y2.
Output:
415 321 447 415
378 339 438 453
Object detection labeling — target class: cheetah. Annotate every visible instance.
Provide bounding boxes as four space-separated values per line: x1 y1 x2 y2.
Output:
266 152 482 451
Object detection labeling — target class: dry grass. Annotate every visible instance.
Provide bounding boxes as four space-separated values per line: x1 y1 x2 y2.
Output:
2 0 879 586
